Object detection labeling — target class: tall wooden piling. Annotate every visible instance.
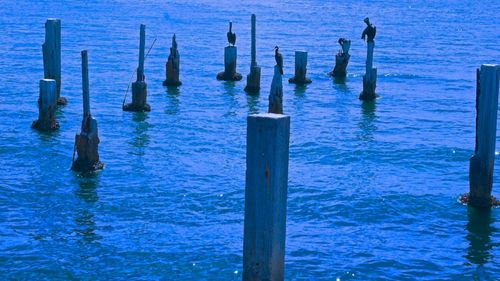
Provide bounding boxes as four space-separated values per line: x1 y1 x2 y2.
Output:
269 66 284 114
43 19 66 105
72 50 104 172
244 14 261 93
243 113 290 281
329 38 351 78
289 50 311 85
359 18 377 100
32 79 59 131
124 24 150 112
468 64 500 208
163 34 182 86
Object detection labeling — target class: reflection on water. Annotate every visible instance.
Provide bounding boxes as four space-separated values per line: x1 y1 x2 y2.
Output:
223 82 238 117
246 94 259 115
332 78 350 93
358 100 377 141
130 112 150 152
75 174 99 203
293 84 307 97
74 175 101 243
465 207 494 266
333 76 347 85
165 86 180 115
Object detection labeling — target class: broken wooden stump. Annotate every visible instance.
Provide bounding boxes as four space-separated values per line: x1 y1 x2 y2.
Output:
32 79 59 131
163 34 182 87
289 50 311 85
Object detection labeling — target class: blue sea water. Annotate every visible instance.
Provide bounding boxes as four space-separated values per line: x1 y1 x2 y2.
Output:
1 0 500 279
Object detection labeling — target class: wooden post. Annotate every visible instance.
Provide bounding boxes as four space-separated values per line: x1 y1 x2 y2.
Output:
244 14 261 93
329 39 351 78
269 66 283 114
243 113 290 281
32 79 59 131
71 50 104 172
163 34 182 86
217 46 242 81
359 41 377 100
123 24 150 112
288 50 311 84
468 64 500 208
42 18 66 105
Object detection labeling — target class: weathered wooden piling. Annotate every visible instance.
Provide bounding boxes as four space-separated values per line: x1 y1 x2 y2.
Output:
42 19 66 105
163 34 182 87
72 50 104 172
359 18 377 100
217 22 242 81
32 79 59 131
329 38 351 78
124 24 150 112
243 113 290 281
244 14 261 93
467 64 500 208
269 66 284 114
289 50 311 84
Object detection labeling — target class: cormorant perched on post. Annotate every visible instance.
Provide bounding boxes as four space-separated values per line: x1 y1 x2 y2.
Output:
274 46 283 75
227 21 236 46
361 17 376 43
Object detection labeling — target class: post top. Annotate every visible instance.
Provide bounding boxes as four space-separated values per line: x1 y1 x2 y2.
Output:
295 50 307 54
481 64 499 70
40 78 56 83
46 18 60 22
249 113 289 119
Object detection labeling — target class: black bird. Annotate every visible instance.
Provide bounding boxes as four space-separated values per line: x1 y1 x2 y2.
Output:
227 21 236 46
274 46 283 75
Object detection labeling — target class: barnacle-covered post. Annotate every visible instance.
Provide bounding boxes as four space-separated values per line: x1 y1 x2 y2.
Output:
124 24 150 111
72 50 104 172
163 34 182 86
465 64 500 208
244 14 261 93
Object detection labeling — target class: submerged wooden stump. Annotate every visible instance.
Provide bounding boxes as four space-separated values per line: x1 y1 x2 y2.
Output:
289 50 311 85
32 79 59 131
217 46 242 81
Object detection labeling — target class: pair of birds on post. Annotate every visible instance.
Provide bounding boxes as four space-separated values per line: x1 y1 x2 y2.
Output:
226 22 284 75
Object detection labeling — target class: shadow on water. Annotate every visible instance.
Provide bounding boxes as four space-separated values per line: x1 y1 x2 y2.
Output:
165 86 180 115
465 207 495 267
74 174 101 244
246 94 260 115
357 100 377 141
130 112 150 152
